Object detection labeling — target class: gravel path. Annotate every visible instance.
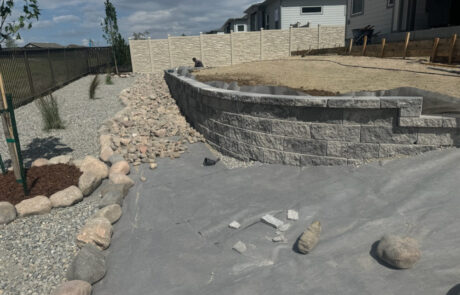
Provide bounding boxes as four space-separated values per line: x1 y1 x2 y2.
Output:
0 74 135 167
0 190 101 295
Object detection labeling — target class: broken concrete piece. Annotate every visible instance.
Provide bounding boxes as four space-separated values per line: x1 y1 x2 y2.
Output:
272 234 287 243
229 221 241 229
232 241 247 254
261 214 284 229
279 223 291 232
287 210 299 221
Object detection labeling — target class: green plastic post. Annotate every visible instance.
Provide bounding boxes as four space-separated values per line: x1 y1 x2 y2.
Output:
6 94 28 195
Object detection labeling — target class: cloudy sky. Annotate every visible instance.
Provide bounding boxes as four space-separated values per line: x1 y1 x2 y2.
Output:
12 0 255 47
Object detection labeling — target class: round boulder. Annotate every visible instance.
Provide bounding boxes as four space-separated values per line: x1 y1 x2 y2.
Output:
78 172 102 196
50 186 84 208
80 156 109 179
92 204 122 224
66 244 106 284
109 160 130 175
297 221 321 254
31 158 49 167
51 280 92 295
109 173 134 189
15 196 52 217
0 202 16 225
76 217 113 250
376 235 421 269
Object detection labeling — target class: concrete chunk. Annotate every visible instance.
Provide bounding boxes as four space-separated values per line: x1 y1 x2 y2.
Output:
232 241 247 254
229 221 241 229
287 210 299 221
261 214 284 229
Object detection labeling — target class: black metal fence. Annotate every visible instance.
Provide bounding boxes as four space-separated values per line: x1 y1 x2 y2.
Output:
0 47 113 108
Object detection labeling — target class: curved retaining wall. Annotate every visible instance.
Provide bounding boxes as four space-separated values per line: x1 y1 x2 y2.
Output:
165 70 460 166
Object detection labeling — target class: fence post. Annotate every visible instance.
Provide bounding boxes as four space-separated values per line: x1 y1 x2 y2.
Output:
362 35 368 56
85 49 91 74
167 34 173 68
380 38 386 58
260 28 264 60
448 33 457 64
430 37 440 63
403 32 411 59
23 51 35 98
230 30 234 65
347 38 353 54
289 26 293 57
47 49 56 85
147 37 154 72
199 32 204 64
317 24 321 49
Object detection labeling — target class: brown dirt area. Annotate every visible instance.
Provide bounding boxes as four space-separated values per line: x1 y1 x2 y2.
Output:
195 56 460 98
0 164 82 205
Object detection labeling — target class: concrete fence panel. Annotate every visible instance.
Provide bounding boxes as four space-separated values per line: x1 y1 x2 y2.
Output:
202 34 232 67
262 30 290 60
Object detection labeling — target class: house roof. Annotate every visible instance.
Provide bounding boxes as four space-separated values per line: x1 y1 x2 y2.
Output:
67 44 86 48
220 16 248 30
244 2 264 13
24 42 65 48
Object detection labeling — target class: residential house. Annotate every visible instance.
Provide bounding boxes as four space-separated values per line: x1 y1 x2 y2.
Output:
244 0 346 31
346 0 460 41
221 16 249 33
24 42 65 48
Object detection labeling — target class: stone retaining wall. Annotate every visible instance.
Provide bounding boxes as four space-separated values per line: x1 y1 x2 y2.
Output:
165 70 460 166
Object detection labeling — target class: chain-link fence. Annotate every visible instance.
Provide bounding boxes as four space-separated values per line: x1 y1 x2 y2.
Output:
0 47 113 108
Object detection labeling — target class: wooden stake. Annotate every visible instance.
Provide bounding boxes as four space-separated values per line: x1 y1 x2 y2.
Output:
347 38 353 54
0 73 21 181
430 37 440 62
362 35 368 56
448 33 457 64
403 32 411 59
380 38 386 58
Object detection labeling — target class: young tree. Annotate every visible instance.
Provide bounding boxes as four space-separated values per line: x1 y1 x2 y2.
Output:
0 0 40 44
5 36 17 48
132 31 149 40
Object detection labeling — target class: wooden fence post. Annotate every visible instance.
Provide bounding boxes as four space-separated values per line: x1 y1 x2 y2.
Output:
362 35 368 56
23 51 35 98
448 33 457 64
380 38 386 58
403 32 411 59
347 38 353 54
260 28 264 60
430 37 440 63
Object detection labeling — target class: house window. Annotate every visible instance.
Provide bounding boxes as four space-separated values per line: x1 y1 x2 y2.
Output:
387 0 395 7
237 25 245 32
301 6 322 14
351 0 364 15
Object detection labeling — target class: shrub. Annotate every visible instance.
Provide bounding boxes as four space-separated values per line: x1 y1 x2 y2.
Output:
105 70 113 85
36 94 65 131
89 74 100 99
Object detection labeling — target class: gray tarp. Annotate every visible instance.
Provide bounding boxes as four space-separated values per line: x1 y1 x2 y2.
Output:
93 143 460 295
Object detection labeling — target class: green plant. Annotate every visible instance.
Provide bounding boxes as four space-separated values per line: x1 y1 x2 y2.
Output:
89 74 100 99
36 94 65 131
105 69 113 85
0 0 40 44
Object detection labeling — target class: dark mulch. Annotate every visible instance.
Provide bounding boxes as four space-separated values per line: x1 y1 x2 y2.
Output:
0 164 82 205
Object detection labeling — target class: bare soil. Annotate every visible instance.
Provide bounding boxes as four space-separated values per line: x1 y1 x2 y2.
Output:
195 56 460 98
0 164 82 205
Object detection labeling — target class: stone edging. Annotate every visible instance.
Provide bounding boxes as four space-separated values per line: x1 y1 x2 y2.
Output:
164 69 460 166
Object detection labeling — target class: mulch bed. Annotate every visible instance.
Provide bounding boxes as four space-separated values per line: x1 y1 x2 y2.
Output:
0 164 82 205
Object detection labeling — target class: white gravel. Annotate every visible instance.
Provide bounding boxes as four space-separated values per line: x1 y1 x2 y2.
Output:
0 74 135 167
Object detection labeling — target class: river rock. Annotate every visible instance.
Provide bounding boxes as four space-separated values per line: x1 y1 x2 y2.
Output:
50 186 84 208
80 156 109 179
49 155 73 165
15 196 52 217
31 158 48 167
66 244 106 284
78 172 102 196
77 217 113 250
108 153 125 165
100 145 114 162
109 173 134 189
297 221 321 254
51 280 92 295
92 204 122 224
376 235 421 269
109 160 130 175
100 183 130 198
0 202 16 224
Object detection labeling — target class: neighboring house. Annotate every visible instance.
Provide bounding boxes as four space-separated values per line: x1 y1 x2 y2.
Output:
244 0 346 31
221 16 249 33
346 0 460 40
24 42 65 48
67 44 86 48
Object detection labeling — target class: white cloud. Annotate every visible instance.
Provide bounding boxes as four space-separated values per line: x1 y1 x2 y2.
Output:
53 15 80 23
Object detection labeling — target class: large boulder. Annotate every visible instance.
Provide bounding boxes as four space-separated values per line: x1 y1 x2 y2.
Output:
0 202 16 225
50 186 84 208
78 172 102 196
99 145 114 162
31 158 48 167
376 235 421 269
66 244 106 284
92 204 122 224
109 173 134 189
15 196 52 217
109 160 130 175
80 156 109 179
99 190 124 208
49 155 73 165
297 221 321 254
51 280 92 295
76 217 113 250
100 183 129 198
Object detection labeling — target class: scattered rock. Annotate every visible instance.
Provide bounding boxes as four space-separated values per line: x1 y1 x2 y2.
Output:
108 153 125 165
100 183 129 199
272 234 287 243
229 221 241 229
66 244 106 284
100 134 112 147
376 235 421 269
140 176 147 182
287 210 299 221
297 221 321 254
261 214 284 229
15 196 52 217
80 156 109 179
109 173 134 189
78 172 102 196
76 217 113 250
99 190 124 208
232 241 247 254
72 159 84 168
50 186 84 208
100 145 114 162
92 204 122 224
149 163 158 170
279 223 291 232
51 280 92 295
0 202 16 225
49 155 73 165
31 158 48 167
109 160 130 175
